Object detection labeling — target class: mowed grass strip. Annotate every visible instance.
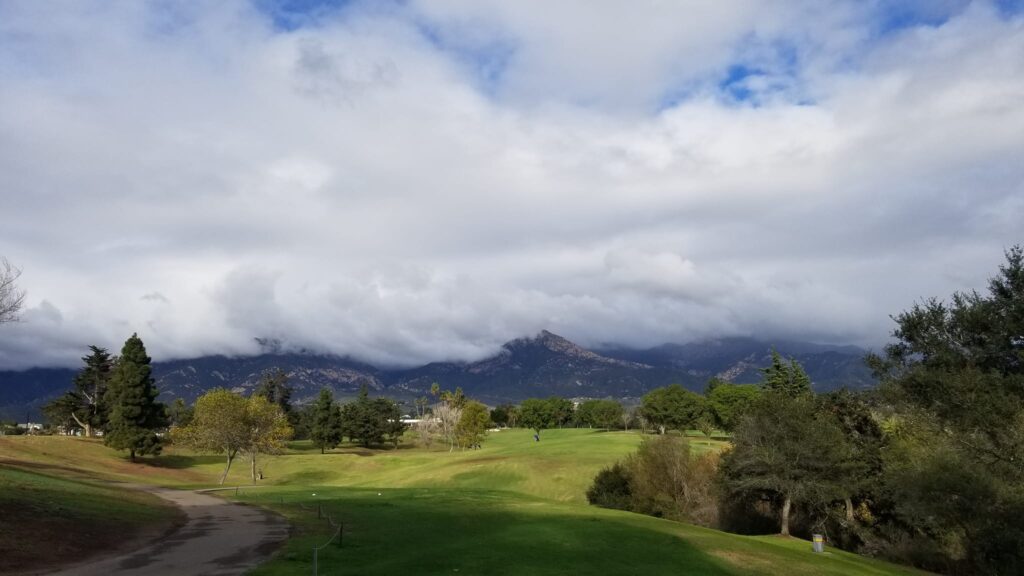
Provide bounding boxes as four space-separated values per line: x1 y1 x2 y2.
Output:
0 465 183 574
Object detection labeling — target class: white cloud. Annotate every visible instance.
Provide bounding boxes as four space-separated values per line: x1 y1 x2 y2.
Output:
0 1 1021 369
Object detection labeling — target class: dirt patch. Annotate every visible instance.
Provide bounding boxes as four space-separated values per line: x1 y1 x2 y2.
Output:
0 495 186 576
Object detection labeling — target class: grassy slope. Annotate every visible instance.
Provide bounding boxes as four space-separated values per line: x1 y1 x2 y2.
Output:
0 465 181 573
0 430 924 576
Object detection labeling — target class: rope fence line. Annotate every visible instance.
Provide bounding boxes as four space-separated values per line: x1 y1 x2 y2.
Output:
233 488 344 576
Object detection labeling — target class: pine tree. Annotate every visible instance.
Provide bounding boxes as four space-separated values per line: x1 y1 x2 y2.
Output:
43 345 113 436
760 349 812 397
72 346 113 436
104 333 166 461
310 388 343 454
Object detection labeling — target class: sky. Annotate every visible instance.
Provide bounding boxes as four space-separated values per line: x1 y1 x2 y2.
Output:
1 0 1022 370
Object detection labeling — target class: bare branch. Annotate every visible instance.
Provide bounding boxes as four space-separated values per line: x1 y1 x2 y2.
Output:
0 257 26 323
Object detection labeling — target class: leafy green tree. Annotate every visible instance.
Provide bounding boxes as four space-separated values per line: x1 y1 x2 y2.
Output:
719 393 855 536
244 394 293 482
174 389 292 484
576 399 623 429
173 389 249 484
706 382 761 432
490 403 514 428
548 396 574 427
817 389 883 524
456 400 490 448
760 350 811 397
104 334 166 461
866 246 1024 573
639 384 708 434
518 398 556 437
310 388 343 454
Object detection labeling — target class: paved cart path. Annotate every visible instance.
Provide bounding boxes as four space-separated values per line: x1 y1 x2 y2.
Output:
50 485 288 576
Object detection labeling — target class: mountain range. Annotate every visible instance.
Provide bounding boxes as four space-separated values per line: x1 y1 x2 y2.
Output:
0 331 876 421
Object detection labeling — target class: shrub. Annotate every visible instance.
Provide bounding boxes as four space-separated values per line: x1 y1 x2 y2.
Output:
586 462 632 510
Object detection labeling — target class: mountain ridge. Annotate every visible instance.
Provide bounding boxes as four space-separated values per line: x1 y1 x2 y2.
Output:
0 331 875 420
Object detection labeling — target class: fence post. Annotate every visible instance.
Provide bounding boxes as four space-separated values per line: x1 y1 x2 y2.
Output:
337 522 343 548
313 546 317 576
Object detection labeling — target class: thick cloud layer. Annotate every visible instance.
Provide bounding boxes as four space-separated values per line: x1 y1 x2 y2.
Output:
1 1 1021 369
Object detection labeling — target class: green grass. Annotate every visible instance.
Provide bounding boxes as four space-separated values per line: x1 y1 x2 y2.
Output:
0 429 925 575
0 464 181 573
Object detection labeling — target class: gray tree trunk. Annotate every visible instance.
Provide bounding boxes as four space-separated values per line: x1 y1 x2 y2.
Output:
780 496 792 536
219 450 236 485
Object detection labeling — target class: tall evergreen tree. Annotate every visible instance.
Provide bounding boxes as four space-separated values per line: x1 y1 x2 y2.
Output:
104 333 166 461
310 388 343 454
71 346 113 436
43 345 113 436
760 350 812 397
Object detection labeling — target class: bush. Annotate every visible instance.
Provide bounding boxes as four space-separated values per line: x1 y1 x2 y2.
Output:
586 463 632 510
586 435 719 528
628 435 719 526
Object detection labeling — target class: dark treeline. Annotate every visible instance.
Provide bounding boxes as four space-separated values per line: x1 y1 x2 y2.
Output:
587 247 1024 575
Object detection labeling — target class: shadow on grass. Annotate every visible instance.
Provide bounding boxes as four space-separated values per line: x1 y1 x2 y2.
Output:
147 454 226 469
246 488 743 576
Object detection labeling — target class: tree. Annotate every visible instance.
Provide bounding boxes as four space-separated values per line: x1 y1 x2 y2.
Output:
518 398 556 437
243 395 292 483
173 389 249 484
760 350 811 397
576 399 623 429
174 389 292 484
490 404 514 428
340 386 404 448
865 246 1024 572
817 389 882 524
456 401 490 448
310 388 343 454
592 400 624 430
706 382 761 432
639 385 709 434
0 257 25 324
167 397 194 428
104 334 166 461
548 396 574 427
377 397 407 448
430 384 465 451
42 393 82 435
719 393 855 536
253 369 292 415
414 396 430 418
44 346 113 437
341 386 380 448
